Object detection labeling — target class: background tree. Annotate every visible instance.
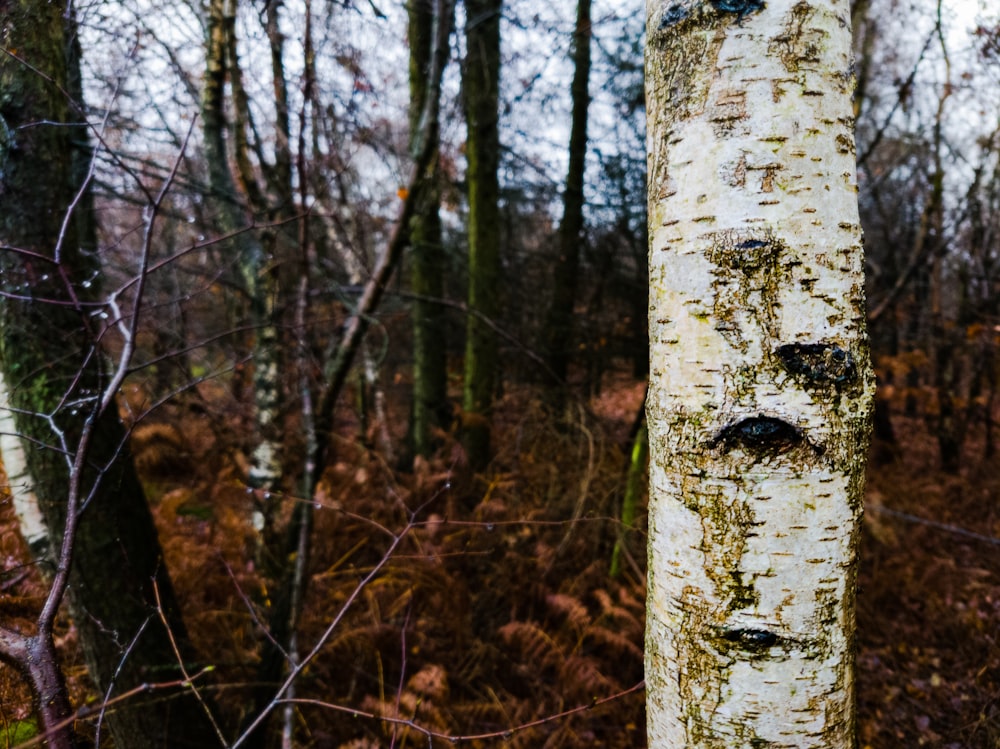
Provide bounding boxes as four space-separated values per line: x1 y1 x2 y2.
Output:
543 0 592 400
644 0 874 745
853 0 1000 473
408 0 454 459
461 0 503 470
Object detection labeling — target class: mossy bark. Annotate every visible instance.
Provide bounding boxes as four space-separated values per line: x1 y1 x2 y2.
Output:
408 0 452 459
0 2 218 746
461 0 502 470
644 1 875 746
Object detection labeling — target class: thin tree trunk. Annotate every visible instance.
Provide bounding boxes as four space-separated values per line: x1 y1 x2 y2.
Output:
461 0 502 471
0 3 219 745
545 0 592 397
240 3 454 745
927 1 962 473
644 1 875 745
202 0 285 496
408 0 453 459
610 415 646 579
228 1 309 743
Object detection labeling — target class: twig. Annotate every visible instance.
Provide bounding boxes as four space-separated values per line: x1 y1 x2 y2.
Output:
102 120 197 414
389 604 414 749
10 673 219 749
398 291 565 386
230 520 413 748
37 125 194 637
0 568 30 591
867 503 1000 547
555 401 596 560
152 581 228 746
273 680 646 744
219 555 289 657
94 615 152 746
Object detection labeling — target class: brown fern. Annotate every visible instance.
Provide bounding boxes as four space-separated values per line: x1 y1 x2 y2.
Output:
499 620 566 674
130 421 194 479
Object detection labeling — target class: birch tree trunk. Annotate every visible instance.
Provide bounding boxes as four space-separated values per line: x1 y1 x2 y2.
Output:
202 0 284 494
644 1 875 746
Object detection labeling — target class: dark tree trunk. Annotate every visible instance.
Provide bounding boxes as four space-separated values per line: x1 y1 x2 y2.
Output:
408 0 453 459
461 0 503 470
0 2 219 746
545 0 592 399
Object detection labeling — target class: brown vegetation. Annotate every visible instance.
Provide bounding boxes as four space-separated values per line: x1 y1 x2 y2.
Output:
2 370 999 747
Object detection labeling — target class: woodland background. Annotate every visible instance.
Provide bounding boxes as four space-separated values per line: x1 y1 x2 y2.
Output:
1 0 1000 747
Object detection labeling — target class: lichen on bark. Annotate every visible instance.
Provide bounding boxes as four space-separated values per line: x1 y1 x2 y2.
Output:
645 0 874 746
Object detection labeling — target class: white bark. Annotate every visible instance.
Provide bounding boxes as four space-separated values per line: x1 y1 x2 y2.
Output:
0 371 49 555
644 1 874 747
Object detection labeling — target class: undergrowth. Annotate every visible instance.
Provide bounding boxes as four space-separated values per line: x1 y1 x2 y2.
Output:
856 415 1000 749
2 379 1000 748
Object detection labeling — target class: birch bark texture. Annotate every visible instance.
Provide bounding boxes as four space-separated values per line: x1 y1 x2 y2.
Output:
644 1 875 747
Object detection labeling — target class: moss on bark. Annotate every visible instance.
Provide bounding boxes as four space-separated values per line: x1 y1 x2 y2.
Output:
0 2 219 745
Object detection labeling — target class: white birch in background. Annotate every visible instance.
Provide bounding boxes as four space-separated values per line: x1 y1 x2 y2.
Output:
644 0 875 746
0 372 47 557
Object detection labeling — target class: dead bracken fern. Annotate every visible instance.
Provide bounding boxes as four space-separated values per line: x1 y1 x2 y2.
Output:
265 386 648 747
130 421 193 479
3 379 649 747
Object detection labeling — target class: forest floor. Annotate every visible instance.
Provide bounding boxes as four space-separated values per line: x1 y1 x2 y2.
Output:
0 373 999 748
857 413 1000 748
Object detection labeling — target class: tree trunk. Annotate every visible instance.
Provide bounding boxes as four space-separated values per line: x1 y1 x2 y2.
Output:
461 0 502 471
202 0 285 495
0 2 219 746
644 1 875 746
408 0 453 459
544 0 593 395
